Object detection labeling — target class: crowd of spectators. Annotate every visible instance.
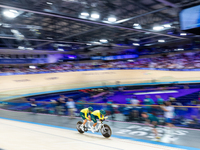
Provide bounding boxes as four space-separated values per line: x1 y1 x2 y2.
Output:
121 94 200 128
8 86 200 128
1 51 200 75
25 95 76 117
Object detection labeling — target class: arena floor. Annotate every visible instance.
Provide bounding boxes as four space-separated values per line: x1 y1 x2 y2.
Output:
0 109 199 150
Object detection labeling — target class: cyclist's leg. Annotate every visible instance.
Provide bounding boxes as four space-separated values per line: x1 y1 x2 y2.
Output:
91 114 97 126
80 112 86 120
83 114 91 126
88 115 91 121
91 114 98 132
83 119 87 126
80 112 87 130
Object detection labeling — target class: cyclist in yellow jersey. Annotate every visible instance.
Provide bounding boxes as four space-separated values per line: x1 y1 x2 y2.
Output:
91 109 106 133
80 107 93 131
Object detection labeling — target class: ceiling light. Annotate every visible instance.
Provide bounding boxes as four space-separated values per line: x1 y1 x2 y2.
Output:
153 26 164 31
133 43 140 46
10 10 18 13
133 23 142 29
29 66 36 69
163 24 171 28
180 33 187 36
92 41 101 45
133 23 139 26
81 12 89 16
87 43 92 45
177 48 184 51
57 48 64 51
145 32 151 34
108 17 116 22
47 37 53 39
91 13 100 19
18 46 25 50
26 48 34 50
174 48 184 51
144 44 153 46
3 10 18 18
158 40 165 43
68 56 75 59
100 39 108 43
46 2 53 5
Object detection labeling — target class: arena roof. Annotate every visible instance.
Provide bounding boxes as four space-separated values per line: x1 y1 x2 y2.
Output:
0 0 198 53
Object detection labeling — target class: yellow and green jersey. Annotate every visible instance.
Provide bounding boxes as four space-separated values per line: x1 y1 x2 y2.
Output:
91 110 104 120
80 108 90 120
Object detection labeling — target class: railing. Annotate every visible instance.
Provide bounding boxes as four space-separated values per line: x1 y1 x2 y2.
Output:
1 101 200 129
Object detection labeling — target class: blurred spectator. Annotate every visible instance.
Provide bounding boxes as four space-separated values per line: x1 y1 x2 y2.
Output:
56 98 65 115
144 95 155 113
24 98 37 113
189 115 199 125
29 98 37 113
130 96 140 119
126 98 131 104
156 95 164 105
107 99 115 120
160 101 175 137
2 51 200 75
144 95 155 105
130 96 140 105
48 99 57 114
60 95 67 102
77 98 85 112
168 96 176 105
66 98 75 118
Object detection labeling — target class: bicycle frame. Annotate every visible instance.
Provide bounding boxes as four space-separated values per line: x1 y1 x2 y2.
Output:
77 116 111 138
84 120 104 132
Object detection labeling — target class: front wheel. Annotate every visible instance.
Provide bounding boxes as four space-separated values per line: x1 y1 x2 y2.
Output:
101 124 112 138
76 121 84 134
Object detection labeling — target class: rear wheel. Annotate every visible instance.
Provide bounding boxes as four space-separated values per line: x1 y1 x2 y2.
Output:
101 124 112 138
76 121 84 134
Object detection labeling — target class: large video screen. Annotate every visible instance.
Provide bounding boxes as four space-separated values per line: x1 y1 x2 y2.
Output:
180 5 200 30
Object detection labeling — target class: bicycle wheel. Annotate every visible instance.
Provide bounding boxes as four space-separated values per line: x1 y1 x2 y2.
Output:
101 124 112 138
76 121 84 134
